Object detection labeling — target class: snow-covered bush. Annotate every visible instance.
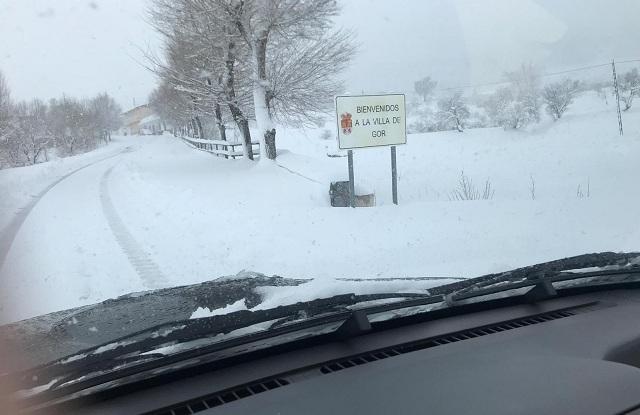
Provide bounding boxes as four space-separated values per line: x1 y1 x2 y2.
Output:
507 63 542 120
485 64 542 129
449 171 495 201
484 87 528 129
542 79 582 121
11 100 51 165
618 68 640 111
437 92 470 132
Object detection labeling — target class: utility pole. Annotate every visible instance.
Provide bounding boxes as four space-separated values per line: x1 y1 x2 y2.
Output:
612 59 624 136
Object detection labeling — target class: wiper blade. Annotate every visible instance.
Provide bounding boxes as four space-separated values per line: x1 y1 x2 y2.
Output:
7 291 438 398
445 251 640 304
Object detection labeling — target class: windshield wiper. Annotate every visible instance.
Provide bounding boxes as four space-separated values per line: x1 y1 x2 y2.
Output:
443 251 640 304
6 291 440 400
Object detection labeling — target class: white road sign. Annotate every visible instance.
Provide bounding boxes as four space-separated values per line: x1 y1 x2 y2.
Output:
336 94 406 150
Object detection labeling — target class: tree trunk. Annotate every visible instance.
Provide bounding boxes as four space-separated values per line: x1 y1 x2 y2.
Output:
239 118 253 160
214 102 226 141
228 103 253 160
33 147 42 164
252 33 276 160
265 128 276 159
194 116 204 139
189 119 197 137
223 33 253 159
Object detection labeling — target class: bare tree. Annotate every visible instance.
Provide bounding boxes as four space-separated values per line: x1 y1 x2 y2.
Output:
47 97 82 155
1 74 120 169
13 100 51 165
89 93 122 142
504 63 542 124
47 96 107 156
437 92 470 132
485 64 542 130
149 81 191 133
542 79 582 121
0 71 11 139
0 71 16 167
618 68 640 111
484 87 525 129
449 171 495 201
414 76 437 103
267 29 355 126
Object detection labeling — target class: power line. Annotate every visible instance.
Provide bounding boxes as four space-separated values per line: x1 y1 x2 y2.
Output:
540 63 611 78
615 58 640 65
434 58 639 93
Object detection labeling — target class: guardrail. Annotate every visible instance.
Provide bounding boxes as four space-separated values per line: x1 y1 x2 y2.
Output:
180 136 260 159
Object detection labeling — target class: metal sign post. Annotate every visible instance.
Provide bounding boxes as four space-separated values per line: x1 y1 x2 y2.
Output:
390 146 398 205
348 150 355 208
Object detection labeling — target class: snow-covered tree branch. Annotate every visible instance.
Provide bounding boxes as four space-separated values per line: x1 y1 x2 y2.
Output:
618 68 640 111
437 92 470 132
542 79 582 121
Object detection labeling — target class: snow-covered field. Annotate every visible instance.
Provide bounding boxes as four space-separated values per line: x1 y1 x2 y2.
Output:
1 92 639 323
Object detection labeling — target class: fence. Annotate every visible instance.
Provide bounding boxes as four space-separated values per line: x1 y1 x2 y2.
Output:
180 135 260 159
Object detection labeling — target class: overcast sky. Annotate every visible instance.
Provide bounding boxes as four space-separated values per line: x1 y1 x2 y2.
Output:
0 0 638 111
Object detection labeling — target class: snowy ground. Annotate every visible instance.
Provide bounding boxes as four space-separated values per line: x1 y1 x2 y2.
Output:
1 92 639 324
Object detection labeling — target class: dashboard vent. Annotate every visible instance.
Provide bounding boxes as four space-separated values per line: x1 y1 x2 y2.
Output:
319 308 577 374
148 378 289 415
147 306 588 414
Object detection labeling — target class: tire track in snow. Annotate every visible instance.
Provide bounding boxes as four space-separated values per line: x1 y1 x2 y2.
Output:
0 148 131 270
99 164 168 290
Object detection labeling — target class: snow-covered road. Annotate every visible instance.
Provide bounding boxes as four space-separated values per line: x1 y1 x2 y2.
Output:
0 143 148 323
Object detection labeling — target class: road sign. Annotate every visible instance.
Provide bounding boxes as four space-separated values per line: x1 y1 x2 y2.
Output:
336 94 406 150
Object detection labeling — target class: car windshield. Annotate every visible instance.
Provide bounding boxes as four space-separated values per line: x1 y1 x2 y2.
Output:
0 0 639 377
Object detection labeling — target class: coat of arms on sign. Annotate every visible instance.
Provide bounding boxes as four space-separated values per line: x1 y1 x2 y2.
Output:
340 112 352 135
